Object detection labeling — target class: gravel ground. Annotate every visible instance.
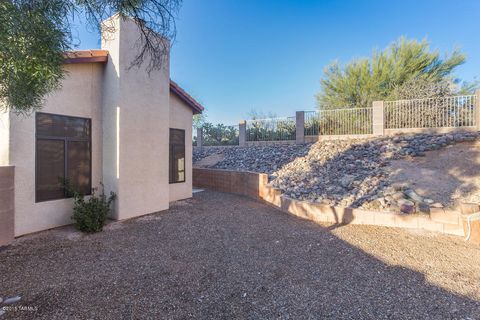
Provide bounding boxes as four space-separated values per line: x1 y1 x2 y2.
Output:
1 191 479 319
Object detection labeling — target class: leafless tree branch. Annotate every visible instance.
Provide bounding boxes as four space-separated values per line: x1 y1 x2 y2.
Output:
74 0 181 72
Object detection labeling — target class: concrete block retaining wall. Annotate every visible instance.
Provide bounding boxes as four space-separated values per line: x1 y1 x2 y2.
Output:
193 168 268 200
193 167 465 237
0 166 14 246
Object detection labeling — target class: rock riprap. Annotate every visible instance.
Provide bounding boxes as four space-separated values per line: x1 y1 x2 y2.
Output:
194 144 311 174
193 132 480 212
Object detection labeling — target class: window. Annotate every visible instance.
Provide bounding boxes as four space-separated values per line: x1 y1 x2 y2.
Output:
169 128 185 183
36 113 92 202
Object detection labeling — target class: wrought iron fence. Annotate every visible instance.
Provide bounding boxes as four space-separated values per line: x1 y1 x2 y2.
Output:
202 123 239 146
384 95 477 129
305 108 373 135
192 128 197 146
194 94 478 145
246 117 296 141
304 111 319 136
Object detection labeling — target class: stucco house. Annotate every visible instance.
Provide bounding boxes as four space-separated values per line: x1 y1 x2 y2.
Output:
0 14 203 242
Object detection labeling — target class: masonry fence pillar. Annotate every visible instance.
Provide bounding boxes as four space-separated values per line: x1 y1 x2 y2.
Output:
372 101 385 136
475 89 480 131
295 111 305 144
196 127 203 148
239 120 246 147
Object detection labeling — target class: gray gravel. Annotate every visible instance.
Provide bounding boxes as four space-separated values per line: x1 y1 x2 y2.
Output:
1 191 479 319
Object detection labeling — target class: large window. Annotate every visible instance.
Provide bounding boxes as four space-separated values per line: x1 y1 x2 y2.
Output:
169 128 185 184
36 113 92 202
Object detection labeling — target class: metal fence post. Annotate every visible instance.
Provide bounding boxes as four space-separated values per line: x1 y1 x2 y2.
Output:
372 101 385 136
239 120 246 147
295 111 305 144
196 127 203 148
476 89 480 130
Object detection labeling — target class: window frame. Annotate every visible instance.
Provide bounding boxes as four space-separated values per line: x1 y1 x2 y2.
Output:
169 128 186 184
35 112 92 203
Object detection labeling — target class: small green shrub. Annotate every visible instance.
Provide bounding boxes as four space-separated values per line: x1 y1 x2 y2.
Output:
64 181 116 233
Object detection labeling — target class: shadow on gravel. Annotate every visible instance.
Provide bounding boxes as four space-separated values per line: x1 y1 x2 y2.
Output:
0 191 479 319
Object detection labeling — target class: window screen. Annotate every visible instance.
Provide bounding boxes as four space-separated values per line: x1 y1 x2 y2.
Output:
169 129 185 183
36 113 92 202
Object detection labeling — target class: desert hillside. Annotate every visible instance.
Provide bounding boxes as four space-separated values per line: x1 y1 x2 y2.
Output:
193 132 480 213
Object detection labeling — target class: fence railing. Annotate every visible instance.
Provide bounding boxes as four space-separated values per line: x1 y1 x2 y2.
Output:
192 128 198 146
246 117 296 141
194 92 480 147
384 95 477 129
203 124 239 146
304 111 320 136
323 107 373 135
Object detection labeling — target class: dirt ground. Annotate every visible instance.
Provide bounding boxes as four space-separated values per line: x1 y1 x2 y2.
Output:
1 191 479 319
389 140 480 207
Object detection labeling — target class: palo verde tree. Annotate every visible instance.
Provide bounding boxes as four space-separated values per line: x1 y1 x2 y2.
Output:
0 0 181 115
316 37 466 110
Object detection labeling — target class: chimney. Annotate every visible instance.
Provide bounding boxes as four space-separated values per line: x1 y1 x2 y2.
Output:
100 14 171 220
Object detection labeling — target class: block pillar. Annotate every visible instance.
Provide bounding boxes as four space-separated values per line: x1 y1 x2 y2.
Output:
296 111 305 144
239 120 246 147
196 127 203 148
372 101 385 136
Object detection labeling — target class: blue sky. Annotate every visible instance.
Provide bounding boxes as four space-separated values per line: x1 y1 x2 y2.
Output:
74 0 480 125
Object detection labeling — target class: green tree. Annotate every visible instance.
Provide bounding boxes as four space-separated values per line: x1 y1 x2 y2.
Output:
202 122 239 146
0 0 181 115
316 37 466 110
193 113 207 129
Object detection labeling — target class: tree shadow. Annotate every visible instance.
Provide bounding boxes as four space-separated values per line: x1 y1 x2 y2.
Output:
0 190 479 318
216 191 480 318
388 139 480 207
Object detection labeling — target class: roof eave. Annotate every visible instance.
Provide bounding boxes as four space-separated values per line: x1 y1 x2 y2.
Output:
169 81 204 114
63 50 109 64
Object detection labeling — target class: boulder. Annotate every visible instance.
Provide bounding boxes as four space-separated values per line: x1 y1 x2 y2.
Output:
399 202 416 214
398 198 416 213
404 189 423 203
417 202 431 214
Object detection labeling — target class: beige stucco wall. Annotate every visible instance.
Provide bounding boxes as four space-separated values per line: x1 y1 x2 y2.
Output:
101 15 171 220
0 166 14 246
169 93 193 202
1 14 197 237
100 16 121 216
9 63 104 236
0 110 9 166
